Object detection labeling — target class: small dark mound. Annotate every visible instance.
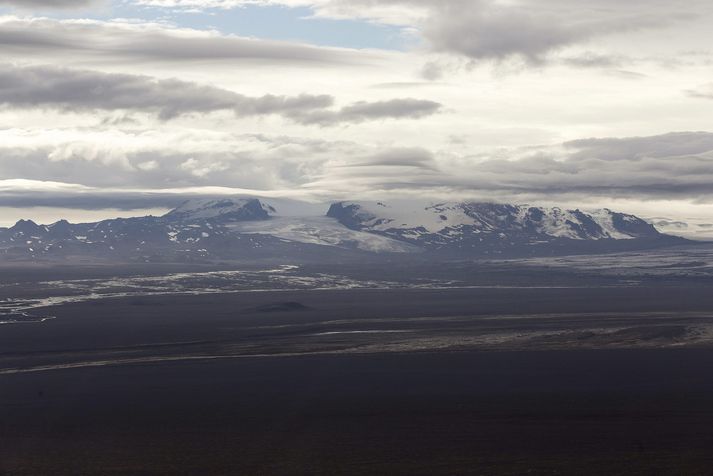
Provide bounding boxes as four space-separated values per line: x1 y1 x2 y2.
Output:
253 301 310 313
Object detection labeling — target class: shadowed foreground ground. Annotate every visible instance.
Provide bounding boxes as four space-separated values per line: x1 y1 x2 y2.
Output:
3 286 713 474
3 350 713 475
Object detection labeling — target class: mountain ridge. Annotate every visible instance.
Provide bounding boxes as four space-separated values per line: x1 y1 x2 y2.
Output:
327 201 660 243
0 197 689 263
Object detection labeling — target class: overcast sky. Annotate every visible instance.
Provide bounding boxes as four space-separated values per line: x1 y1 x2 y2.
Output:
1 0 713 229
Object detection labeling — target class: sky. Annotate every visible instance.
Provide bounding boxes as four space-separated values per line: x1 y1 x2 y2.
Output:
1 0 713 237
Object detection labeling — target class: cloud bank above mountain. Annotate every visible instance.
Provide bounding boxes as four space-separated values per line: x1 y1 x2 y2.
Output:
0 0 712 225
3 131 713 207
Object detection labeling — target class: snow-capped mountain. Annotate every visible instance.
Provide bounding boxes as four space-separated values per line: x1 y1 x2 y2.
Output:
164 198 276 223
0 198 291 262
0 197 687 263
327 201 667 254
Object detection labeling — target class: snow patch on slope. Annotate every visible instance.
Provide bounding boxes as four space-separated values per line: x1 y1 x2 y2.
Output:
589 209 634 240
229 217 418 253
340 201 474 234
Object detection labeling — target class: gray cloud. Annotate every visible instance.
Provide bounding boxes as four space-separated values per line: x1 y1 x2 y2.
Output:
564 132 713 160
290 98 442 126
422 0 703 63
0 192 184 212
306 0 711 64
0 64 332 120
346 148 436 169
310 131 713 201
560 52 627 69
0 16 367 65
0 146 317 191
431 131 713 199
340 99 441 120
424 0 582 63
0 64 440 124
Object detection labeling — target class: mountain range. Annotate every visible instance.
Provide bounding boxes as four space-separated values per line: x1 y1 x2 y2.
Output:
0 198 688 263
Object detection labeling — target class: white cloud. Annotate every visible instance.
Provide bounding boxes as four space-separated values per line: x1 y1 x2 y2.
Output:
136 160 160 171
179 157 229 177
47 142 135 170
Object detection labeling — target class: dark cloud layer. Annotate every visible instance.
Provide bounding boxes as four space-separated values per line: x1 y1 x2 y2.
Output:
3 132 713 207
440 131 713 198
0 64 331 120
0 64 441 124
564 132 713 160
313 131 713 201
0 192 182 212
